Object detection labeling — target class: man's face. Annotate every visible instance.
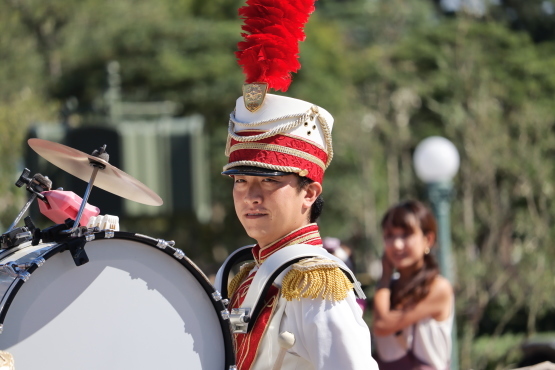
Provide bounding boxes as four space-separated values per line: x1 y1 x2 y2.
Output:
232 174 318 247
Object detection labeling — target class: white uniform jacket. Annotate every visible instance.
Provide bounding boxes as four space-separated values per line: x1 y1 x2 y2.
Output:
216 242 379 370
250 264 379 370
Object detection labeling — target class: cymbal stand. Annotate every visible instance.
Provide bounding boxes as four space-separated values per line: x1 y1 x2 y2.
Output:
61 145 108 235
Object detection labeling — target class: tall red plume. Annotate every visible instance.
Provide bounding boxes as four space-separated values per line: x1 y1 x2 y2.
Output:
236 0 318 92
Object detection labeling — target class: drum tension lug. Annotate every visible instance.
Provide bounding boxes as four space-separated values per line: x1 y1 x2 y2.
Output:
63 237 90 267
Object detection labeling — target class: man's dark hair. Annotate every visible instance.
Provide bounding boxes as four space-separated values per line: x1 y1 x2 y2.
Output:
296 175 324 223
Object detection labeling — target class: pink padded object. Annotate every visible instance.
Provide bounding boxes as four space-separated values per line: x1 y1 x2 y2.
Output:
39 190 100 226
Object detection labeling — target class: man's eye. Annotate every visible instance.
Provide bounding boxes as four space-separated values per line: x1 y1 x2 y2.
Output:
262 177 277 182
234 178 246 183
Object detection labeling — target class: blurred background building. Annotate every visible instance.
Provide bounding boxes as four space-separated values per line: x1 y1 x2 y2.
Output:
25 61 210 223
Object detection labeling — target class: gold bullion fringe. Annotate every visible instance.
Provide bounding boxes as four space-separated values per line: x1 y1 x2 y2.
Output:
282 259 353 301
228 261 256 298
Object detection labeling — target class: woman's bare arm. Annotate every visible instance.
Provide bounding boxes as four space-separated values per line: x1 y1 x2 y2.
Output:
373 275 453 337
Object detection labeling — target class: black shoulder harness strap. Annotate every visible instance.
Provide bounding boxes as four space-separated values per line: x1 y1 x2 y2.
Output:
214 244 366 333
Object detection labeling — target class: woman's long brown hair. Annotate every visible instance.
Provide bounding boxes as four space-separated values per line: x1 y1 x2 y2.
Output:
381 200 439 309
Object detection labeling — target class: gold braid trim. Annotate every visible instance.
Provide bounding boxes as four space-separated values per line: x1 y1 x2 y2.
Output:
225 106 334 168
228 262 256 298
281 257 353 302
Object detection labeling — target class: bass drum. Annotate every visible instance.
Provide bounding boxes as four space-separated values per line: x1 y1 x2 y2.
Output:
0 232 235 370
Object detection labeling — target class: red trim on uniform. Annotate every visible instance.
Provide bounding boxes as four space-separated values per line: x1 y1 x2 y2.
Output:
253 223 321 263
231 282 279 370
229 224 323 370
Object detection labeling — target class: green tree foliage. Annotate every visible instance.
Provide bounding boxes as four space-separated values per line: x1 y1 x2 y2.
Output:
337 10 555 367
0 1 57 228
388 21 555 369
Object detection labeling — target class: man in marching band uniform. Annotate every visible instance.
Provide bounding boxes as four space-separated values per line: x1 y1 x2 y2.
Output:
217 92 379 369
218 92 379 369
216 0 379 368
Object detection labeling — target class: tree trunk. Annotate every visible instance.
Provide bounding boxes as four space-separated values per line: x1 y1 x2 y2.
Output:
387 151 399 205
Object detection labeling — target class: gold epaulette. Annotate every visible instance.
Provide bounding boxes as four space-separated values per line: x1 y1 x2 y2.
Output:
228 261 256 297
281 257 353 301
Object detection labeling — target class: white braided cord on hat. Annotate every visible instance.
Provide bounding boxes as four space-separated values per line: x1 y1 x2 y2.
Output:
316 112 334 166
225 106 334 168
222 160 303 174
226 112 307 153
230 110 308 128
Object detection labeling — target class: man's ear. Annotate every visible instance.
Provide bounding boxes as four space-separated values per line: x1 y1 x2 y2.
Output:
302 181 322 209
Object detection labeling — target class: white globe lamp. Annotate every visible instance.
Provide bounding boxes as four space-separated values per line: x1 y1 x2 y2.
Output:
413 136 460 183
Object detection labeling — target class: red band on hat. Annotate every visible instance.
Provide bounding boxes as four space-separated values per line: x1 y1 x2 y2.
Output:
228 132 327 183
229 148 325 182
231 132 328 163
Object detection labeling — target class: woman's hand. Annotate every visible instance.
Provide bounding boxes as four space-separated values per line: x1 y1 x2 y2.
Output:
376 254 394 290
381 253 394 279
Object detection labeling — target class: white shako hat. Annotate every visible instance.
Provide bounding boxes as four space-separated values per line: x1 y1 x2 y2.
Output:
222 0 334 182
222 93 334 183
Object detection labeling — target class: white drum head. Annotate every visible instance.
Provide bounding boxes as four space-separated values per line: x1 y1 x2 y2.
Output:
0 238 229 370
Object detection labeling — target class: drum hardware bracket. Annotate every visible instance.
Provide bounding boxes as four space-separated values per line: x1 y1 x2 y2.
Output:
0 258 45 275
88 158 107 170
213 291 231 309
16 231 32 240
173 248 185 259
32 257 46 267
0 217 39 249
156 239 176 250
229 308 251 333
18 271 30 282
84 232 95 242
212 292 230 308
57 237 90 267
32 219 75 246
0 262 33 282
1 227 32 250
212 291 223 302
6 168 52 233
104 230 115 239
89 144 109 168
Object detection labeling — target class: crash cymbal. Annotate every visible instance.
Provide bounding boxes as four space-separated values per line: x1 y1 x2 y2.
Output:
28 138 163 206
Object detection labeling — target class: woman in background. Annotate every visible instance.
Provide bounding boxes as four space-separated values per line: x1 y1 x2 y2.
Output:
372 200 454 369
